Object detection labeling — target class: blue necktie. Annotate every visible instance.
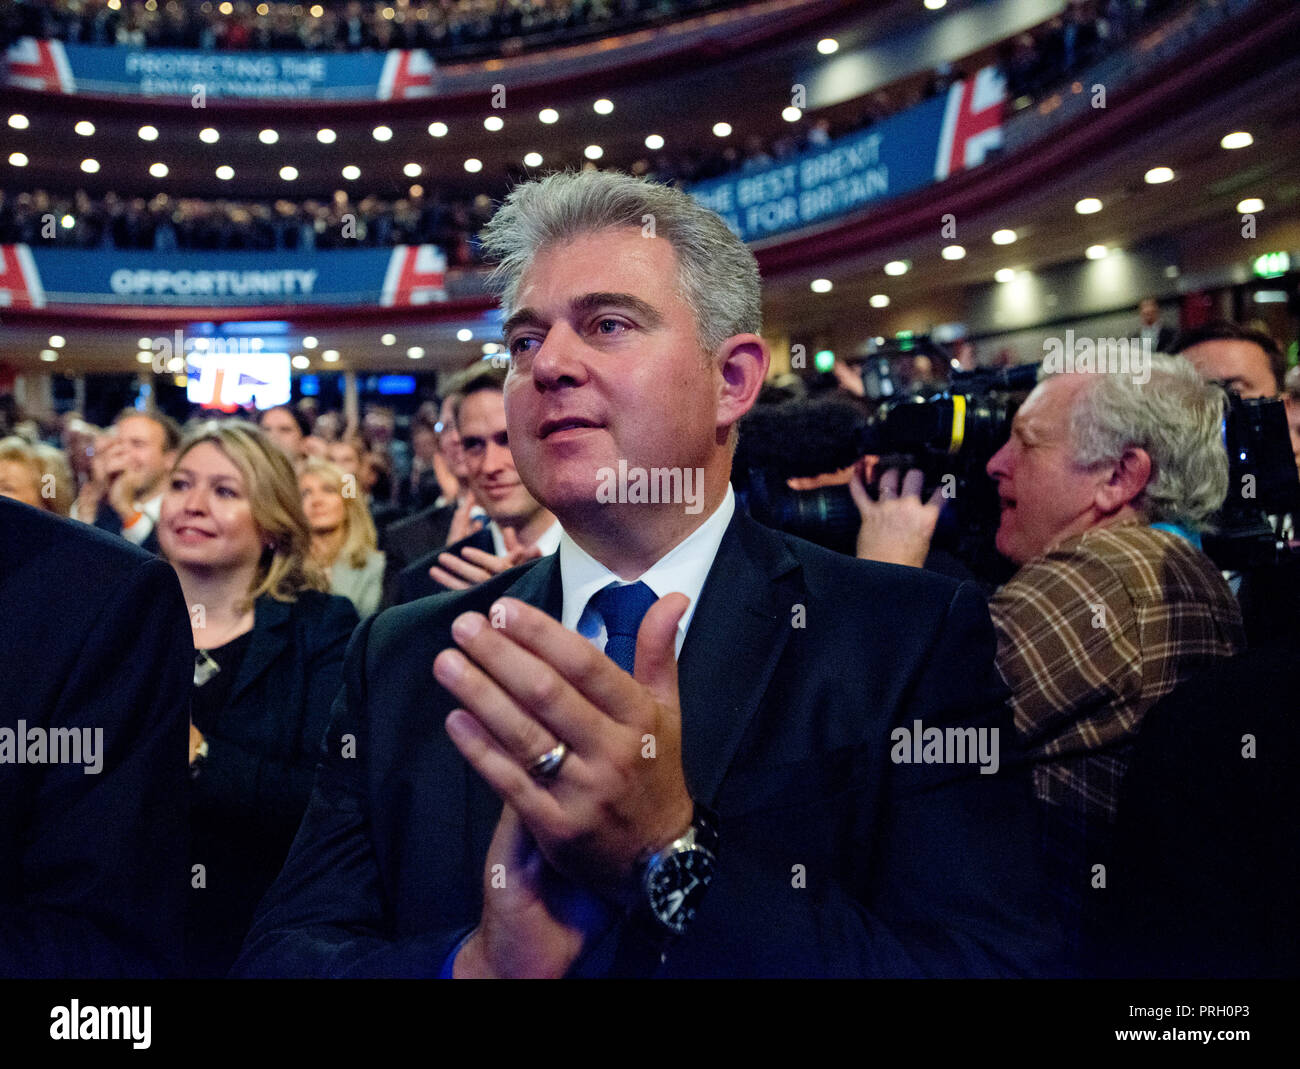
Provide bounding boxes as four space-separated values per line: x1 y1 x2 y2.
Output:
588 581 658 674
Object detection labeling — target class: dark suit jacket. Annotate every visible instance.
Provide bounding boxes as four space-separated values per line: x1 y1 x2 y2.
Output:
236 511 1058 977
0 497 191 977
92 497 161 555
393 525 494 606
378 502 456 608
189 589 358 976
1103 648 1299 978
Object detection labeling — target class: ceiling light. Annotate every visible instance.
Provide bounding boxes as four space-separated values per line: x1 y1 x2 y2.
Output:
403 163 422 177
138 125 158 141
1237 197 1264 214
215 165 234 180
380 333 396 346
167 356 185 373
991 228 1017 245
8 114 29 130
1086 244 1108 259
302 336 318 349
645 134 664 150
924 0 947 9
136 351 153 364
60 214 74 229
81 158 100 173
869 294 890 308
341 165 360 180
594 99 614 115
199 127 219 143
884 260 910 276
782 107 802 122
523 152 543 167
810 278 832 293
584 145 603 160
456 329 473 342
291 355 310 370
538 108 559 124
483 115 504 132
464 158 482 173
482 343 500 355
372 125 392 141
149 162 168 177
712 122 732 137
258 128 278 144
407 346 425 359
279 165 298 181
75 120 95 136
1074 197 1102 214
941 245 966 260
427 122 448 137
316 127 336 144
1144 166 1173 184
995 268 1016 283
322 350 340 362
817 38 838 54
138 337 152 349
40 350 58 362
49 335 65 347
8 152 28 166
1220 131 1253 150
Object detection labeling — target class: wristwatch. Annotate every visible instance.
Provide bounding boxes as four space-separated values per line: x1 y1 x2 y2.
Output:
640 803 719 936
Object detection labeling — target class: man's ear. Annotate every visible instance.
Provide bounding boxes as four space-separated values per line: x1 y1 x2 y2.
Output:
714 334 769 440
1095 446 1152 515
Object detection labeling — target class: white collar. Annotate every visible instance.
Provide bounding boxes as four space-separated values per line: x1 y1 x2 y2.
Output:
559 486 736 659
487 517 562 558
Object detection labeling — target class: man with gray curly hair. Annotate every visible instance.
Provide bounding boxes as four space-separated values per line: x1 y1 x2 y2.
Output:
987 356 1244 964
855 354 1245 969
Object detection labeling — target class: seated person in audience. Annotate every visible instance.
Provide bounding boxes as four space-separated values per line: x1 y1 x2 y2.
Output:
852 355 1245 968
1170 319 1286 399
72 408 182 553
157 420 358 976
395 363 561 604
1 496 191 977
300 457 386 618
235 170 1055 979
259 404 311 460
0 435 74 515
380 390 476 607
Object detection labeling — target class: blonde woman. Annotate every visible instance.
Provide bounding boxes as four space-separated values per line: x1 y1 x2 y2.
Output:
0 436 74 515
299 457 386 618
156 420 359 977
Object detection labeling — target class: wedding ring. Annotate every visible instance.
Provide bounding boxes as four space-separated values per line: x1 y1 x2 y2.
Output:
527 742 568 782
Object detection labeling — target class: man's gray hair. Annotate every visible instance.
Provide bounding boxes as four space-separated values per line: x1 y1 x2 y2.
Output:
1063 353 1228 530
478 170 761 357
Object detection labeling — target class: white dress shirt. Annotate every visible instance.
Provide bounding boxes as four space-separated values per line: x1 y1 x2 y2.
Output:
559 486 736 660
486 517 562 558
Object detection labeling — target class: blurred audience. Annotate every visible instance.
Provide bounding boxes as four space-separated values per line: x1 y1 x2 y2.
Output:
0 435 74 514
299 456 385 617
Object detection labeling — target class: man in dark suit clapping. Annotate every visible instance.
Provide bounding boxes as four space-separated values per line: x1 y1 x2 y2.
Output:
237 170 1057 978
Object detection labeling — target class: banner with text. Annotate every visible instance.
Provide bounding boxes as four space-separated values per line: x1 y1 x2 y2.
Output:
2 37 435 100
688 66 1005 242
0 245 447 308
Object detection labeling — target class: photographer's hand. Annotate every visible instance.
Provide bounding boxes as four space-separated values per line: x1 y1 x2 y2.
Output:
849 464 943 568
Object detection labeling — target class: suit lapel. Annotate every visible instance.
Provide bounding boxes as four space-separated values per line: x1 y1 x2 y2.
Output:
677 512 801 804
228 596 290 707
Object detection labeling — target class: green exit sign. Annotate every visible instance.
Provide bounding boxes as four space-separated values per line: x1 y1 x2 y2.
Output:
1253 251 1290 279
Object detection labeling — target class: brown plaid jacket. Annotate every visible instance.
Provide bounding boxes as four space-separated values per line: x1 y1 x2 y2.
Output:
990 523 1245 822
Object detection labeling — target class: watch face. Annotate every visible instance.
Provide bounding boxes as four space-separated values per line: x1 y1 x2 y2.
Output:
646 848 715 936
